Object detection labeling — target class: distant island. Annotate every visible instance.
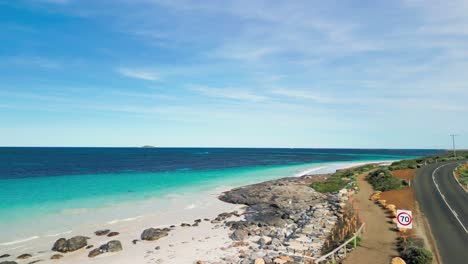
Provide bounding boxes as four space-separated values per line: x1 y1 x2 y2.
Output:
141 145 157 148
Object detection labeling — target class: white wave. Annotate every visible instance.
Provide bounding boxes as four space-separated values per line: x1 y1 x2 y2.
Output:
0 236 39 246
295 166 328 177
4 245 25 251
107 215 143 225
185 203 196 209
46 230 73 237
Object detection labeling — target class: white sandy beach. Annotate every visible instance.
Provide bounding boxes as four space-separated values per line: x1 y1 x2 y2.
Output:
0 161 394 264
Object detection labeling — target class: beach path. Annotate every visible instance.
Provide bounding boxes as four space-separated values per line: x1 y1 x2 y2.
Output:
344 172 399 264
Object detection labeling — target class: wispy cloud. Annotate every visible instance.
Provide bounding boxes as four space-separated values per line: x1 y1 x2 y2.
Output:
189 85 268 102
117 67 160 81
271 88 336 104
5 56 62 70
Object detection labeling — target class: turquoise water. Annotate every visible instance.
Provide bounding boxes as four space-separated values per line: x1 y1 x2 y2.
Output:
0 158 405 225
0 162 330 221
0 147 440 246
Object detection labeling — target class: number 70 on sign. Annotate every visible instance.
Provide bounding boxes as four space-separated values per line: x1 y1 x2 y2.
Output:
396 209 413 229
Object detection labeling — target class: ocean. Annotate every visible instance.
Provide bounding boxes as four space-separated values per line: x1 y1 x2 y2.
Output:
0 147 440 248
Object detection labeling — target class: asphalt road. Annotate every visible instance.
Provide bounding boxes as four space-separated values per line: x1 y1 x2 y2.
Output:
414 161 468 264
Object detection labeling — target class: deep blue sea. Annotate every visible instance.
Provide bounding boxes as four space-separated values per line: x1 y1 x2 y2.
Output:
0 147 440 247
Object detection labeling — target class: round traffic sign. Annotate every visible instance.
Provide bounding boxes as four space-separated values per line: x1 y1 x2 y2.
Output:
397 211 412 226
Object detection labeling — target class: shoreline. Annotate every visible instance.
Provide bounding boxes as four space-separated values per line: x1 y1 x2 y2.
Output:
0 160 396 264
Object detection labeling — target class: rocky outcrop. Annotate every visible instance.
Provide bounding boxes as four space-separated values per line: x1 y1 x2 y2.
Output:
88 240 122 258
217 176 348 263
140 228 170 241
52 236 88 253
0 261 18 264
0 255 10 259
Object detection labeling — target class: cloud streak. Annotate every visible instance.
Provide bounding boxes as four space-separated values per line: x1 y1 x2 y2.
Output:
117 67 160 81
189 85 269 102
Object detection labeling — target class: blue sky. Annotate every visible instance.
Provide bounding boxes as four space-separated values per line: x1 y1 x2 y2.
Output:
0 0 467 148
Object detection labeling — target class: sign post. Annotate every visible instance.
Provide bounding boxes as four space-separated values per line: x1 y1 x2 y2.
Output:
396 209 413 229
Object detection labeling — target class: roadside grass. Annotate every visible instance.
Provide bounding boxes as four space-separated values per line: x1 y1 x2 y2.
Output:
311 164 376 193
389 150 468 171
456 164 468 186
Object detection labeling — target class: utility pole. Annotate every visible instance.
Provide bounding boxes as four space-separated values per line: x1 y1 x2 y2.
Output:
450 134 458 157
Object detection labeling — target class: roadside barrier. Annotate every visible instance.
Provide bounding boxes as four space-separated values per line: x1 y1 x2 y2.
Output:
315 222 365 263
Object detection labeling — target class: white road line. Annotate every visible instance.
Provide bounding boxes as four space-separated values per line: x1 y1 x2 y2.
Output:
432 163 468 235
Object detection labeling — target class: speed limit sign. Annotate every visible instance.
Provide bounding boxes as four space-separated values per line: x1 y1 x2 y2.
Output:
396 209 413 229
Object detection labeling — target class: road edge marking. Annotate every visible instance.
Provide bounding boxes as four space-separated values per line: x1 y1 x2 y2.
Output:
432 163 468 235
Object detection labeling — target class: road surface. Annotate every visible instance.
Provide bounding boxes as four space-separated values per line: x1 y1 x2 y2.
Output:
414 161 468 264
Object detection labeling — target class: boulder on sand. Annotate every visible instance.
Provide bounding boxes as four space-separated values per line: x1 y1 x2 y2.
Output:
107 232 119 237
16 254 32 259
140 228 170 241
94 229 110 236
88 240 122 258
50 254 63 260
52 236 88 253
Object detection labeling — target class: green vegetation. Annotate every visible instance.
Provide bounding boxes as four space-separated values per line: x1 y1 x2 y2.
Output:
389 150 468 170
397 234 433 264
456 165 468 186
366 168 405 191
353 236 362 248
311 164 376 193
389 159 418 170
401 246 433 264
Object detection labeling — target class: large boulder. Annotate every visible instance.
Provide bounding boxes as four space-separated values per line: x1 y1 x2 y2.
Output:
52 236 88 253
140 228 169 241
0 262 18 264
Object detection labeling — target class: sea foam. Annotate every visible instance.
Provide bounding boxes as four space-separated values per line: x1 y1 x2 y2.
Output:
0 236 39 246
46 230 73 237
107 215 144 225
295 166 328 177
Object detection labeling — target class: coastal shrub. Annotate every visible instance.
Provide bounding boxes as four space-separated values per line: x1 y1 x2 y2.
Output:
367 168 403 191
389 160 418 170
401 246 433 264
457 165 468 186
311 178 346 193
311 164 376 193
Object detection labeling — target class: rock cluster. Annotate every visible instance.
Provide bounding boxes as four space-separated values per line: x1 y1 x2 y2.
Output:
52 236 89 253
88 240 122 258
214 176 349 263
